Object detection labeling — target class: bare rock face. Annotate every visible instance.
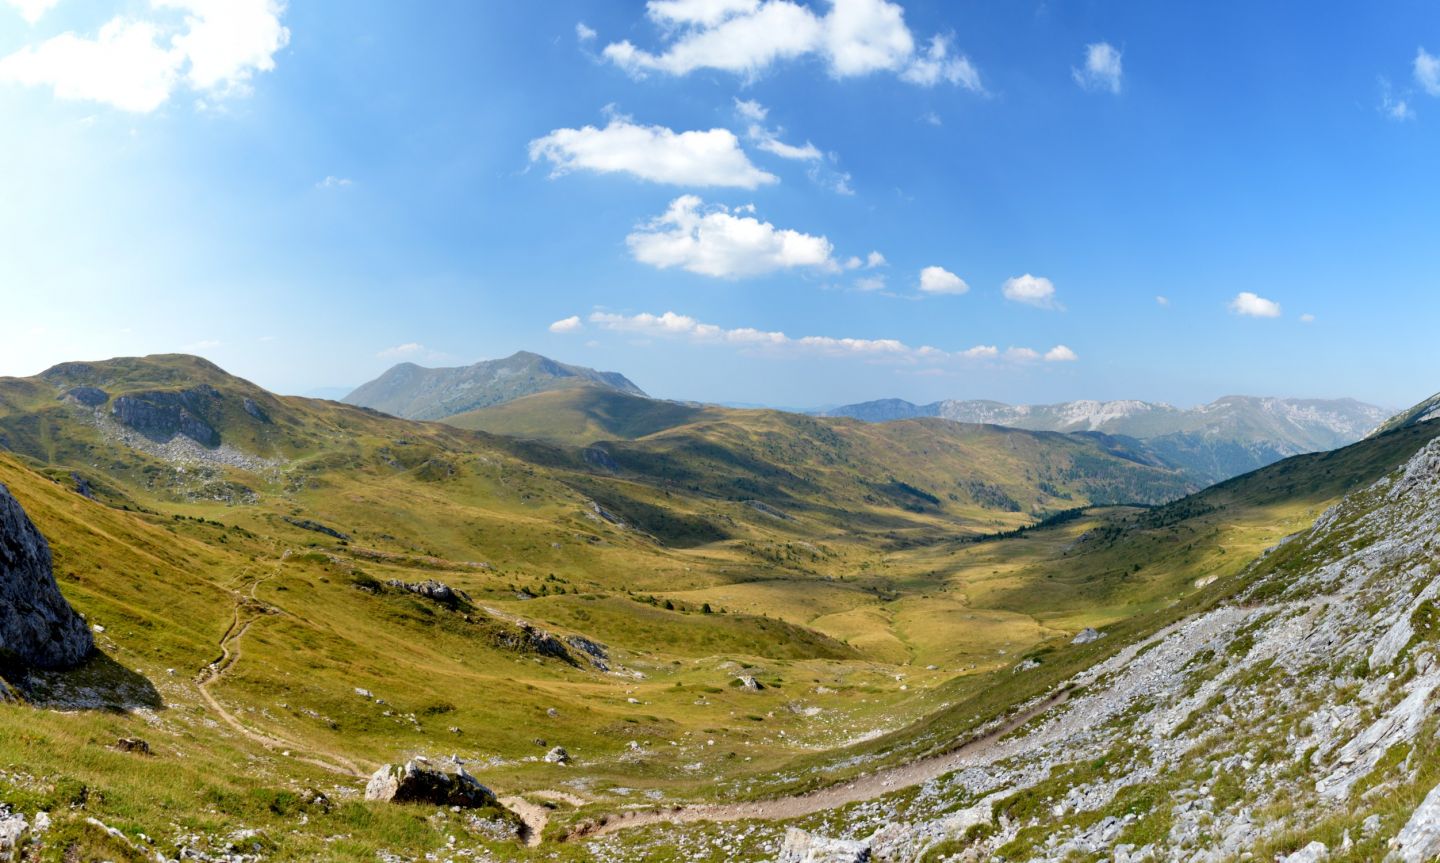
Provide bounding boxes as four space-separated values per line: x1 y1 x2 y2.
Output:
110 386 222 448
777 827 871 863
0 483 93 670
364 759 497 808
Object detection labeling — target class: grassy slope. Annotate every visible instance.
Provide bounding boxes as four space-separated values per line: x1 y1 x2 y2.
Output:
2 354 1433 859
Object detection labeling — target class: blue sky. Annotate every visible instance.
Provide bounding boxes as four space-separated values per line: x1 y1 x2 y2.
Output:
1 1 1438 410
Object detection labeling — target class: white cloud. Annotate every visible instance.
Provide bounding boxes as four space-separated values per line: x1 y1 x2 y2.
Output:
1073 41 1122 94
1416 47 1440 96
576 21 597 41
161 0 289 94
1155 295 1169 306
751 126 822 160
316 175 352 189
6 0 59 24
1380 77 1415 121
854 274 886 292
626 195 839 278
918 265 968 295
648 0 760 28
0 0 289 112
0 19 179 112
529 115 776 189
377 342 425 359
1299 313 1316 323
549 315 583 333
866 250 886 268
1002 274 1059 309
583 309 1074 368
733 97 767 121
900 34 983 91
603 0 982 90
1229 291 1282 318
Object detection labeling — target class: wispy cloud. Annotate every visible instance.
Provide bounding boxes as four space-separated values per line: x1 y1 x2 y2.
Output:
577 309 1076 366
1073 42 1122 94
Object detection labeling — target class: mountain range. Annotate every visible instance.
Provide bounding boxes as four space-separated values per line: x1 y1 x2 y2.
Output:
822 395 1391 484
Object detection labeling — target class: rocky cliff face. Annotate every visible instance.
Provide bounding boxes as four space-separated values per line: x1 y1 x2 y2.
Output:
110 386 223 448
0 484 93 670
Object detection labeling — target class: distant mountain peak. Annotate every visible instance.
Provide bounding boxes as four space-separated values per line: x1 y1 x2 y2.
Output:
342 351 645 421
822 395 1391 484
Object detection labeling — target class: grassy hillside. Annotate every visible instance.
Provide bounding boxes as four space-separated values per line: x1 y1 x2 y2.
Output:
0 354 1433 859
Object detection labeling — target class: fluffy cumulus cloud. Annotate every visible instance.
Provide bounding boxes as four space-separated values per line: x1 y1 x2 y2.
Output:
1417 48 1440 96
626 195 840 278
1002 274 1059 309
603 0 983 91
1229 291 1282 318
0 0 289 112
549 315 583 333
529 114 777 189
918 265 968 295
575 21 597 41
578 309 1076 367
1073 41 1122 94
5 0 60 24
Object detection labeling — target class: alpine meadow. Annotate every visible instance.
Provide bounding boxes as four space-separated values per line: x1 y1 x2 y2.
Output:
2 2 1440 862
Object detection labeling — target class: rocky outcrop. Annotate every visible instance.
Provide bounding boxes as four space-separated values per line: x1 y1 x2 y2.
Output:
110 387 222 448
386 579 470 608
777 828 871 862
1071 627 1105 645
364 759 497 808
61 387 108 407
282 517 349 541
0 483 93 669
241 398 271 424
1394 780 1440 863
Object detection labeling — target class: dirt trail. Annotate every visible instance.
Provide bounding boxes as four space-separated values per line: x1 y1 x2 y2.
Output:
196 549 364 778
566 688 1068 841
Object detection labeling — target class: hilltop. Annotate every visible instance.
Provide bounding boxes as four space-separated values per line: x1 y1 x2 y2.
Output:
341 350 645 420
823 395 1390 484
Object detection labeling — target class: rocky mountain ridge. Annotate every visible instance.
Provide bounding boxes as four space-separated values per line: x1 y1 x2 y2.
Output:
342 351 645 421
823 395 1391 484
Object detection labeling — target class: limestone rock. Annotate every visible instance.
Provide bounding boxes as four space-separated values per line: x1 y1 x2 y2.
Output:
1394 780 1440 862
1279 841 1327 863
111 387 222 448
544 746 570 764
364 760 497 808
737 675 764 691
1072 627 1105 645
0 483 93 669
776 827 870 862
114 737 150 755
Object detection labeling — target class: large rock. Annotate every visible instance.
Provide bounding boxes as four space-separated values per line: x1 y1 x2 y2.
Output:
0 483 93 669
777 827 870 863
1394 780 1440 862
364 759 497 808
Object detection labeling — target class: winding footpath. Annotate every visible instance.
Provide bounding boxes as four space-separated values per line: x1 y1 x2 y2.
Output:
564 688 1069 841
195 549 364 778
